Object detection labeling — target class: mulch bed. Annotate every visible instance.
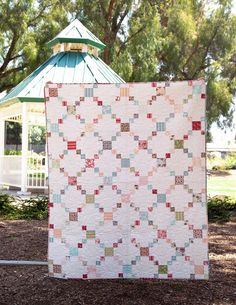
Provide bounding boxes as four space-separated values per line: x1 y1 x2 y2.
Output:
0 219 235 305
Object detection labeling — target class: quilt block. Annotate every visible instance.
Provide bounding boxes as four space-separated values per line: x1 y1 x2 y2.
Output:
45 81 208 280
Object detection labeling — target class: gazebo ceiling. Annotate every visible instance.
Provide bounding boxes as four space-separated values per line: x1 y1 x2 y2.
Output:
0 19 125 106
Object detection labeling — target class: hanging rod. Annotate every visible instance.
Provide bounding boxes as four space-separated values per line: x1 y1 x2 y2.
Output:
0 260 48 266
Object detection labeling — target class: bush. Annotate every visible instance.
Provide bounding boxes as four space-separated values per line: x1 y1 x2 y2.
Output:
17 196 48 220
208 196 236 222
0 193 18 217
0 193 48 220
1 193 236 223
208 152 236 170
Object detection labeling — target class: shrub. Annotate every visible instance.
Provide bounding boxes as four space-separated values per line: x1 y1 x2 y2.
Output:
208 196 236 222
18 196 48 220
0 193 48 220
208 152 236 170
1 193 236 223
0 193 17 217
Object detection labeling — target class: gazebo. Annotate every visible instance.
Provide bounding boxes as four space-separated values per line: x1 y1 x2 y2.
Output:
0 19 124 194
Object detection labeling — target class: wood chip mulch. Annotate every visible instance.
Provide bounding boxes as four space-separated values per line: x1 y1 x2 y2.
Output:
0 219 235 305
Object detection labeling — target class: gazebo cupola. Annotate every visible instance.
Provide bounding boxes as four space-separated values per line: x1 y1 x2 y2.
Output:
0 19 124 194
48 19 106 57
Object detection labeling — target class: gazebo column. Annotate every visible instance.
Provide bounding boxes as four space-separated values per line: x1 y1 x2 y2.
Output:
18 103 30 195
0 119 5 189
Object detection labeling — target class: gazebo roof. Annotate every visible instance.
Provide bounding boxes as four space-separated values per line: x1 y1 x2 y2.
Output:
47 19 106 50
0 19 124 106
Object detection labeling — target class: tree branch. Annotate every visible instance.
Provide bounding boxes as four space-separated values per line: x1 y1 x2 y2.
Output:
0 30 18 73
191 25 220 79
181 39 200 72
117 25 146 57
108 0 116 21
0 64 27 78
115 6 129 33
0 82 15 92
10 54 23 61
28 2 55 27
98 0 107 19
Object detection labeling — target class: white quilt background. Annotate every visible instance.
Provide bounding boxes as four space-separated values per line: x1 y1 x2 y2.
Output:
45 81 208 280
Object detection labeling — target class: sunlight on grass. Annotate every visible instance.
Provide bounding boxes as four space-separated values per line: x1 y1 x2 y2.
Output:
207 175 236 197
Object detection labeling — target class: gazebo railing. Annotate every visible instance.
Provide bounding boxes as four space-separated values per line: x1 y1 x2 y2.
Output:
0 155 48 190
27 155 48 189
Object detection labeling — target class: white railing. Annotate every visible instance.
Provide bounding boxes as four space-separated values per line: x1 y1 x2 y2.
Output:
27 155 48 189
0 155 48 189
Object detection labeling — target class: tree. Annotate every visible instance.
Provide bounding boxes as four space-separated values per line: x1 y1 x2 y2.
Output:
70 0 236 132
71 0 134 66
113 0 161 82
29 125 46 145
0 0 68 93
153 0 236 131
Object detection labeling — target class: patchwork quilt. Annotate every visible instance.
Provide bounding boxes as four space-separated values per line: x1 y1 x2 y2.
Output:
45 81 208 280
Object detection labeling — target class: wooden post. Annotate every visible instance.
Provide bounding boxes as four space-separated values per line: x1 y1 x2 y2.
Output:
18 103 31 195
0 119 5 188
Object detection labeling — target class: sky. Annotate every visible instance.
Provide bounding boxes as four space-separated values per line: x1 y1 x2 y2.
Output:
210 112 236 148
209 0 236 148
233 0 236 14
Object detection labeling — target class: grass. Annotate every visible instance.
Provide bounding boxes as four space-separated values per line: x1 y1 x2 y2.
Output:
207 175 236 197
207 153 236 197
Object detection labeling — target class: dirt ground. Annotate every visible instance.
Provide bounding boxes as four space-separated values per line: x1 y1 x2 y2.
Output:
0 219 235 305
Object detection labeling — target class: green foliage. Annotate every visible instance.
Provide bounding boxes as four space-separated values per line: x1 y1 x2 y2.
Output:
0 193 17 216
5 121 22 147
29 125 46 145
0 0 68 93
18 196 48 220
208 196 236 222
208 152 236 170
0 193 48 220
4 150 45 156
2 193 236 223
125 2 161 82
5 149 22 155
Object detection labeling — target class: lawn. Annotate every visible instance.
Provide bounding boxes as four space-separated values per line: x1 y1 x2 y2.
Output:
207 170 236 197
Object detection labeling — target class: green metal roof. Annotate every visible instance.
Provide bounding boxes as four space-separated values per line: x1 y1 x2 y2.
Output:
0 19 125 106
47 19 106 50
0 52 125 104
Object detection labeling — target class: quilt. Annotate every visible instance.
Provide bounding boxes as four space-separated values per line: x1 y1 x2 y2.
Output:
45 81 208 279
